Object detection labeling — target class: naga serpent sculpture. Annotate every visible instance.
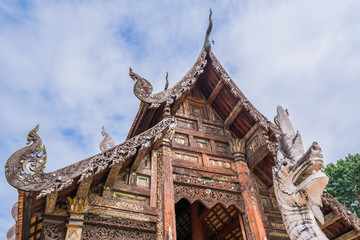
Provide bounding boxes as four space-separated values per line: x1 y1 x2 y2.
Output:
273 106 329 240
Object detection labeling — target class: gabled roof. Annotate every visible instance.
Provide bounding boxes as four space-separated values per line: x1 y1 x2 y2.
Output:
5 117 173 199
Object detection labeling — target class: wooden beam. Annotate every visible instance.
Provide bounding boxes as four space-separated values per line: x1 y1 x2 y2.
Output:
45 192 58 214
207 80 224 104
243 123 259 143
131 144 150 172
104 163 122 188
21 192 33 240
254 164 273 186
76 175 93 199
321 211 341 229
224 101 243 129
213 217 240 240
335 229 360 240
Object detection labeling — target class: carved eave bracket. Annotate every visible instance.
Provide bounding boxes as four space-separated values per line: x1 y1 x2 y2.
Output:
5 117 174 199
129 49 207 109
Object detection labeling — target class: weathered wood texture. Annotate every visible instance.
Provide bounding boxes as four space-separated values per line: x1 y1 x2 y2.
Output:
234 155 267 240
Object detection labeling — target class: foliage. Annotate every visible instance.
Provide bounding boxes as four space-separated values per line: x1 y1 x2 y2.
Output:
323 154 360 216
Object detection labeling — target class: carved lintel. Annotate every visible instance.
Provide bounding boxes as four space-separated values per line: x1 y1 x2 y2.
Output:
45 192 58 214
207 80 224 104
224 100 243 129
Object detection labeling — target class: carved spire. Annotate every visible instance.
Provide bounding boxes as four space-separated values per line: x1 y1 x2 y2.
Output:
204 8 213 53
100 126 115 152
164 72 169 90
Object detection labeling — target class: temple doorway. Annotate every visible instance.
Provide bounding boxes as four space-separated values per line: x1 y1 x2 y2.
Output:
175 198 245 240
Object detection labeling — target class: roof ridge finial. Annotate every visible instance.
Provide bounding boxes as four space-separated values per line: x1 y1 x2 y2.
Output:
164 72 169 90
204 8 213 53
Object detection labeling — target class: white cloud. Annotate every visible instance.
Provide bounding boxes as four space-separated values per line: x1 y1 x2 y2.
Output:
0 0 359 234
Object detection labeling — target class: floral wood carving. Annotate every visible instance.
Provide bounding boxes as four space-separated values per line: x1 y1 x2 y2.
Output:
5 117 173 198
273 106 329 240
129 49 207 109
174 183 242 211
173 174 241 193
85 214 156 232
42 222 66 240
82 224 156 240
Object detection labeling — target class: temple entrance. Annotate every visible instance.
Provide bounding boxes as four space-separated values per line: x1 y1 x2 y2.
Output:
175 198 245 240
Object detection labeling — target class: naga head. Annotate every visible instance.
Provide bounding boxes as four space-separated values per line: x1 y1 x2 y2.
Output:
27 124 40 145
273 106 329 224
129 67 154 100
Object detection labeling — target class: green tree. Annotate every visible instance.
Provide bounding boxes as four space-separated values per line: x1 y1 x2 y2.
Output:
323 153 360 216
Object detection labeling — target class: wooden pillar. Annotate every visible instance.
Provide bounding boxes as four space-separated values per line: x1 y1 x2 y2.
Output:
65 212 84 240
156 137 176 240
234 152 267 240
190 202 204 240
65 194 89 240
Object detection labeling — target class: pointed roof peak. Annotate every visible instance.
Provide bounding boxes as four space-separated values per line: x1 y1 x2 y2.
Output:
204 8 213 53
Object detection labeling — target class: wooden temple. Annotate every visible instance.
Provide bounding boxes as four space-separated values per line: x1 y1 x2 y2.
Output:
5 11 360 240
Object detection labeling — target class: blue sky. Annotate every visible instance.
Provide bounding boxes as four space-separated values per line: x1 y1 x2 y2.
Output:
1 0 360 237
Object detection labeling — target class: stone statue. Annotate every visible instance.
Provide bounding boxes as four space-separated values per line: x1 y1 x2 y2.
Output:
273 106 329 240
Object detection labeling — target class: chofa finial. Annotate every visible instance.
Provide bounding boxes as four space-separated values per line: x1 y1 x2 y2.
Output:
204 8 213 53
100 126 115 152
164 72 169 90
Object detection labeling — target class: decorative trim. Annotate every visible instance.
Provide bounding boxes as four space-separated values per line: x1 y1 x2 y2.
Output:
130 49 207 109
156 149 164 240
82 224 156 240
173 174 241 193
174 183 242 211
5 117 173 199
42 222 67 240
85 214 156 232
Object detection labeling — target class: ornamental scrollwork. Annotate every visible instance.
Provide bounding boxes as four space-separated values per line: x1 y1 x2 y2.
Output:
5 117 174 199
42 222 66 240
174 183 242 211
82 224 156 240
173 174 241 192
85 214 156 232
130 49 207 109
